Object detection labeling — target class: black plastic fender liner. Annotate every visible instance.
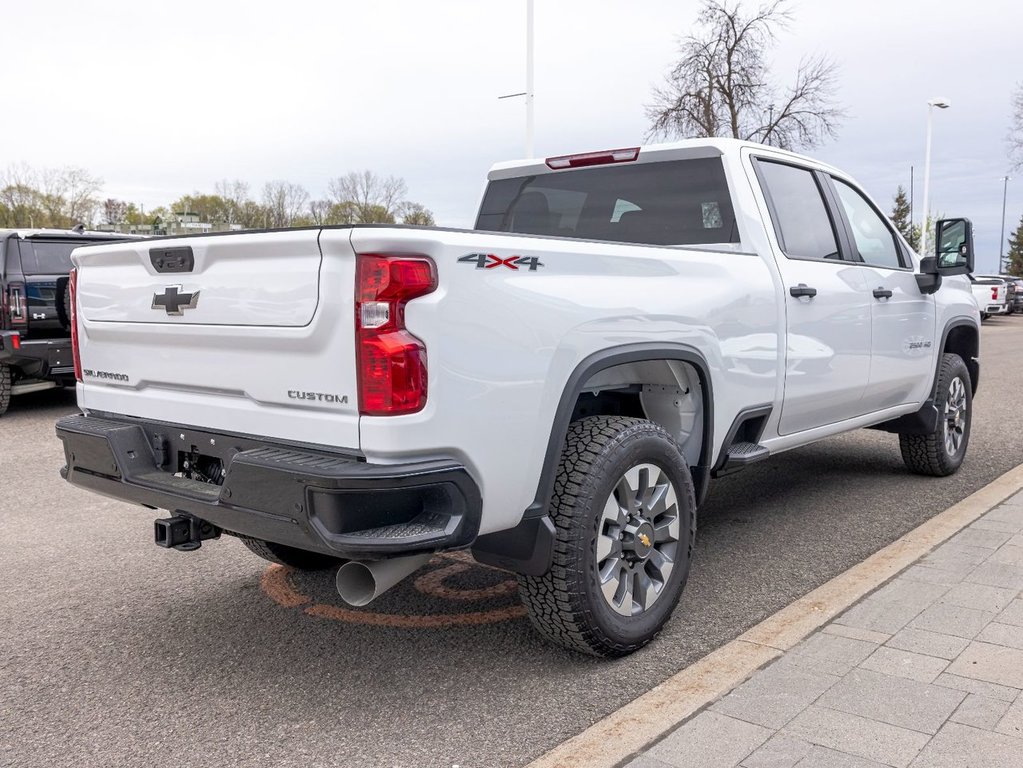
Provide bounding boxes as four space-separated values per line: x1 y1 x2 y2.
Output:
939 318 980 395
529 343 715 516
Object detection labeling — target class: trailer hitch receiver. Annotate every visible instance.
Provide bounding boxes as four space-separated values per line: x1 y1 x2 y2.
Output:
154 515 221 551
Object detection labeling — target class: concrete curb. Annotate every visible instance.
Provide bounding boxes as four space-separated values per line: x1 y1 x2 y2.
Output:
525 462 1023 768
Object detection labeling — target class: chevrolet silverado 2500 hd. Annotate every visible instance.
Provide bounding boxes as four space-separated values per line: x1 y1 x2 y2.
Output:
56 139 980 657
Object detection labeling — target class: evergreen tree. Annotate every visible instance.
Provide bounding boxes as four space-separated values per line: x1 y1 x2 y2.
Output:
1007 213 1023 275
890 186 915 248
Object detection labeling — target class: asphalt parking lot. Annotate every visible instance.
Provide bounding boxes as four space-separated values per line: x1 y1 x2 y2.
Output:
3 316 1022 768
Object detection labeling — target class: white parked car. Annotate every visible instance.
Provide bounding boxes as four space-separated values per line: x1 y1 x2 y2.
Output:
57 139 980 656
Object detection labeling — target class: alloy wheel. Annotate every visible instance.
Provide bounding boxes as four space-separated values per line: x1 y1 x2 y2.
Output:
595 463 680 617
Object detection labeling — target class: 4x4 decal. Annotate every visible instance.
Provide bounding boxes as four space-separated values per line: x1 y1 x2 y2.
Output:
458 253 545 271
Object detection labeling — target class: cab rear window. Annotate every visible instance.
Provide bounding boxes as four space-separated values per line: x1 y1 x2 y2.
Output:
475 158 739 246
18 241 80 274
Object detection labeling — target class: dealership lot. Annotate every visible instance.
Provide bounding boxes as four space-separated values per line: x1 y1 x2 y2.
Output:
3 317 1022 768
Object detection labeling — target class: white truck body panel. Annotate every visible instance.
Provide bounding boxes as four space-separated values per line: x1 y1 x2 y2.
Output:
346 226 776 534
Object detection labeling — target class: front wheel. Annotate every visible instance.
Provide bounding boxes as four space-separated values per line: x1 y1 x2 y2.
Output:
517 416 697 657
899 353 972 477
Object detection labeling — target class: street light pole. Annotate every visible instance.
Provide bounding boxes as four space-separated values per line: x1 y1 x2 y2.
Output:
999 176 1011 272
526 0 534 158
919 97 950 257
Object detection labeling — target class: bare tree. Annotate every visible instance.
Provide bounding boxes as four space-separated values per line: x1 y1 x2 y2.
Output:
0 164 44 226
647 0 844 150
261 181 309 228
61 167 102 225
327 171 408 222
103 198 128 225
308 199 333 225
1010 84 1023 169
214 179 251 224
0 163 101 227
36 167 103 226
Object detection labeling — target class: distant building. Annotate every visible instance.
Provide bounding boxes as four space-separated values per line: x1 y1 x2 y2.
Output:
96 211 244 237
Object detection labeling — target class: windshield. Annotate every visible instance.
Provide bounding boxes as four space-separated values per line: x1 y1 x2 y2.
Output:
475 157 739 247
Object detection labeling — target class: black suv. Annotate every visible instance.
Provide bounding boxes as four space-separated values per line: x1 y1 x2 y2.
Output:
0 229 136 415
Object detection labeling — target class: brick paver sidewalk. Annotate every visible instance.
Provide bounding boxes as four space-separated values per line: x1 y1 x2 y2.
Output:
628 492 1023 768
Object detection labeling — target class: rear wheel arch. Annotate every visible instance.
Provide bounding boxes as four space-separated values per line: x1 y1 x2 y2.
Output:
535 344 714 514
471 344 714 577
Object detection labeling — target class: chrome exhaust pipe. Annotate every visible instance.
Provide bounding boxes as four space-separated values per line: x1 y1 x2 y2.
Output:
335 553 433 607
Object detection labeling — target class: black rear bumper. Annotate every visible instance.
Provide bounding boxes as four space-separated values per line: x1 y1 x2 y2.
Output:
0 332 74 379
55 413 482 559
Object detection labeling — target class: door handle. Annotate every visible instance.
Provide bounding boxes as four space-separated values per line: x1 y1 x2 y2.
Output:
789 284 817 299
872 287 893 300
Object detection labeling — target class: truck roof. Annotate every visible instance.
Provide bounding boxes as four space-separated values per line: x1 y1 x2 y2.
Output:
487 137 845 181
0 228 145 240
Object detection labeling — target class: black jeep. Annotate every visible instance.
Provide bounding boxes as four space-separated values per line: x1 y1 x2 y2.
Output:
0 229 136 415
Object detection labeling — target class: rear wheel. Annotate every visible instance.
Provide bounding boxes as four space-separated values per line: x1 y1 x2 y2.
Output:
517 416 696 657
238 536 342 570
0 364 10 416
55 277 72 330
899 353 972 477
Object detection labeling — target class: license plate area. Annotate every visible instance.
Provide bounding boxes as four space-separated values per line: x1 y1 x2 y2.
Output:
177 449 225 486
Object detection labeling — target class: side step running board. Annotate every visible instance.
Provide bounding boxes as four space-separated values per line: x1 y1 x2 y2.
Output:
713 441 770 477
726 441 770 465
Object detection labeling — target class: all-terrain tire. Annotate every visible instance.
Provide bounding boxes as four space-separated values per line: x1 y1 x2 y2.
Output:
899 353 972 477
238 536 341 570
55 277 72 329
517 415 697 657
0 364 10 416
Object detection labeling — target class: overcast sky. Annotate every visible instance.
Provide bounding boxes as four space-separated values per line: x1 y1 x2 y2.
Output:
4 0 1020 271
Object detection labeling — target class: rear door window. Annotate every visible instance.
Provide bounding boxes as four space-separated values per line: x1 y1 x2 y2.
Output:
475 157 739 246
755 160 841 261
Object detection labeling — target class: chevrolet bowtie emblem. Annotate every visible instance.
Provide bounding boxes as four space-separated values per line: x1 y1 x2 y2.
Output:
639 533 652 548
152 285 200 316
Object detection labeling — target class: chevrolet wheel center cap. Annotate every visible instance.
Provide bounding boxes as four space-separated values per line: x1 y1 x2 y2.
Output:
634 522 655 559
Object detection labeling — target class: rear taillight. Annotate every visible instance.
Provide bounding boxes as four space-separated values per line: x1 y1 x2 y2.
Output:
69 268 82 382
7 281 26 326
355 254 437 416
992 287 999 300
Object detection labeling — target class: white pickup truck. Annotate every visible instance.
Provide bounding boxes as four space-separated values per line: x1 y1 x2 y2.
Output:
57 139 981 656
970 276 1008 320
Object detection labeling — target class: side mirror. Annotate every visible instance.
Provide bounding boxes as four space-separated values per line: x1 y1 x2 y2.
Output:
934 218 974 276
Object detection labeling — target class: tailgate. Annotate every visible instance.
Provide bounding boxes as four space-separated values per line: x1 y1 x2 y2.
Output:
74 229 361 450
